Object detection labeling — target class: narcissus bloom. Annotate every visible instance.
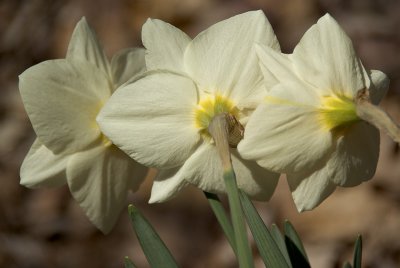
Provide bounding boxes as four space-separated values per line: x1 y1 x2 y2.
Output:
19 18 148 233
98 11 280 202
238 14 389 211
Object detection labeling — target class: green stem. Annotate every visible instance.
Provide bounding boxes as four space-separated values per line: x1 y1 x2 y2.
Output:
208 113 254 268
224 168 254 268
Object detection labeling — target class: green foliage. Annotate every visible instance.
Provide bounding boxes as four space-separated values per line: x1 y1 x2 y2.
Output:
284 220 311 268
204 192 237 254
239 190 291 268
124 256 137 268
353 235 362 268
128 205 179 268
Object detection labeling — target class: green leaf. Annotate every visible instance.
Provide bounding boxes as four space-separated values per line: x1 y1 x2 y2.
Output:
284 220 310 268
223 169 254 268
270 224 292 267
124 256 137 268
353 235 362 268
204 191 237 254
128 205 179 268
342 261 352 268
239 191 291 268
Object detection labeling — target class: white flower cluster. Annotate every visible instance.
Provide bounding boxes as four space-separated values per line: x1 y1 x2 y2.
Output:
19 11 389 233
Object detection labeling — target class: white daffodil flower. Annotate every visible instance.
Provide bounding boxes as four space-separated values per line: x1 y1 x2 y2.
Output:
98 11 280 203
238 14 390 211
19 18 148 233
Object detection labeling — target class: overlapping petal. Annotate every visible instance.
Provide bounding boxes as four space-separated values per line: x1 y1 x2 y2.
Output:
66 17 111 79
66 144 146 234
142 19 191 73
149 168 189 203
97 71 201 169
287 170 336 212
369 70 390 105
329 121 379 187
161 143 279 200
20 139 68 188
287 122 379 211
238 82 333 174
291 14 369 96
184 10 280 103
19 59 111 155
111 48 146 88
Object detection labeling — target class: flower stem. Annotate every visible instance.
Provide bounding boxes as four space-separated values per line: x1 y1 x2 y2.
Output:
356 98 400 143
208 113 254 268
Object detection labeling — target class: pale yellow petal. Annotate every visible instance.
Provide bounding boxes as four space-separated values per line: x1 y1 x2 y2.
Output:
19 59 111 154
111 48 146 88
97 71 200 169
66 144 147 233
184 10 280 102
238 83 332 174
369 70 389 105
287 170 336 212
66 17 111 78
20 139 67 188
142 19 191 72
175 143 279 200
292 14 369 96
149 168 189 203
329 121 379 187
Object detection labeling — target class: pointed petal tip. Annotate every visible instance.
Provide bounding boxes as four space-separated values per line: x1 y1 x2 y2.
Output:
296 205 307 213
76 16 90 30
318 13 339 27
148 195 163 204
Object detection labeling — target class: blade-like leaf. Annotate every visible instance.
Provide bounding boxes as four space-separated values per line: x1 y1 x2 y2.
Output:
342 261 352 268
270 224 292 267
204 191 237 254
128 205 179 268
353 235 362 268
224 169 254 268
239 191 291 268
124 256 137 268
284 220 310 268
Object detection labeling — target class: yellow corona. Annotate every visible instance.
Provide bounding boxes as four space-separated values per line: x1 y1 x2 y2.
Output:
194 94 239 138
318 95 359 131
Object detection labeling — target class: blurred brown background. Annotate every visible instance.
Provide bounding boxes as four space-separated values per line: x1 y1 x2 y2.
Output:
1 0 400 267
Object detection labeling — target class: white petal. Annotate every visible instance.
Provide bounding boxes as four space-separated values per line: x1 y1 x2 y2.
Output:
20 139 67 188
369 70 389 105
328 121 379 187
170 143 279 200
238 83 332 174
232 150 280 201
149 168 189 203
19 59 111 154
287 170 336 212
142 19 191 73
184 10 280 102
292 14 369 96
66 17 111 78
66 144 147 233
256 44 298 91
97 71 200 169
287 121 379 211
111 48 146 88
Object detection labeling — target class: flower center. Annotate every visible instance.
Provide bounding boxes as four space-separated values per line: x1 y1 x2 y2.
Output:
318 95 360 131
194 94 241 142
